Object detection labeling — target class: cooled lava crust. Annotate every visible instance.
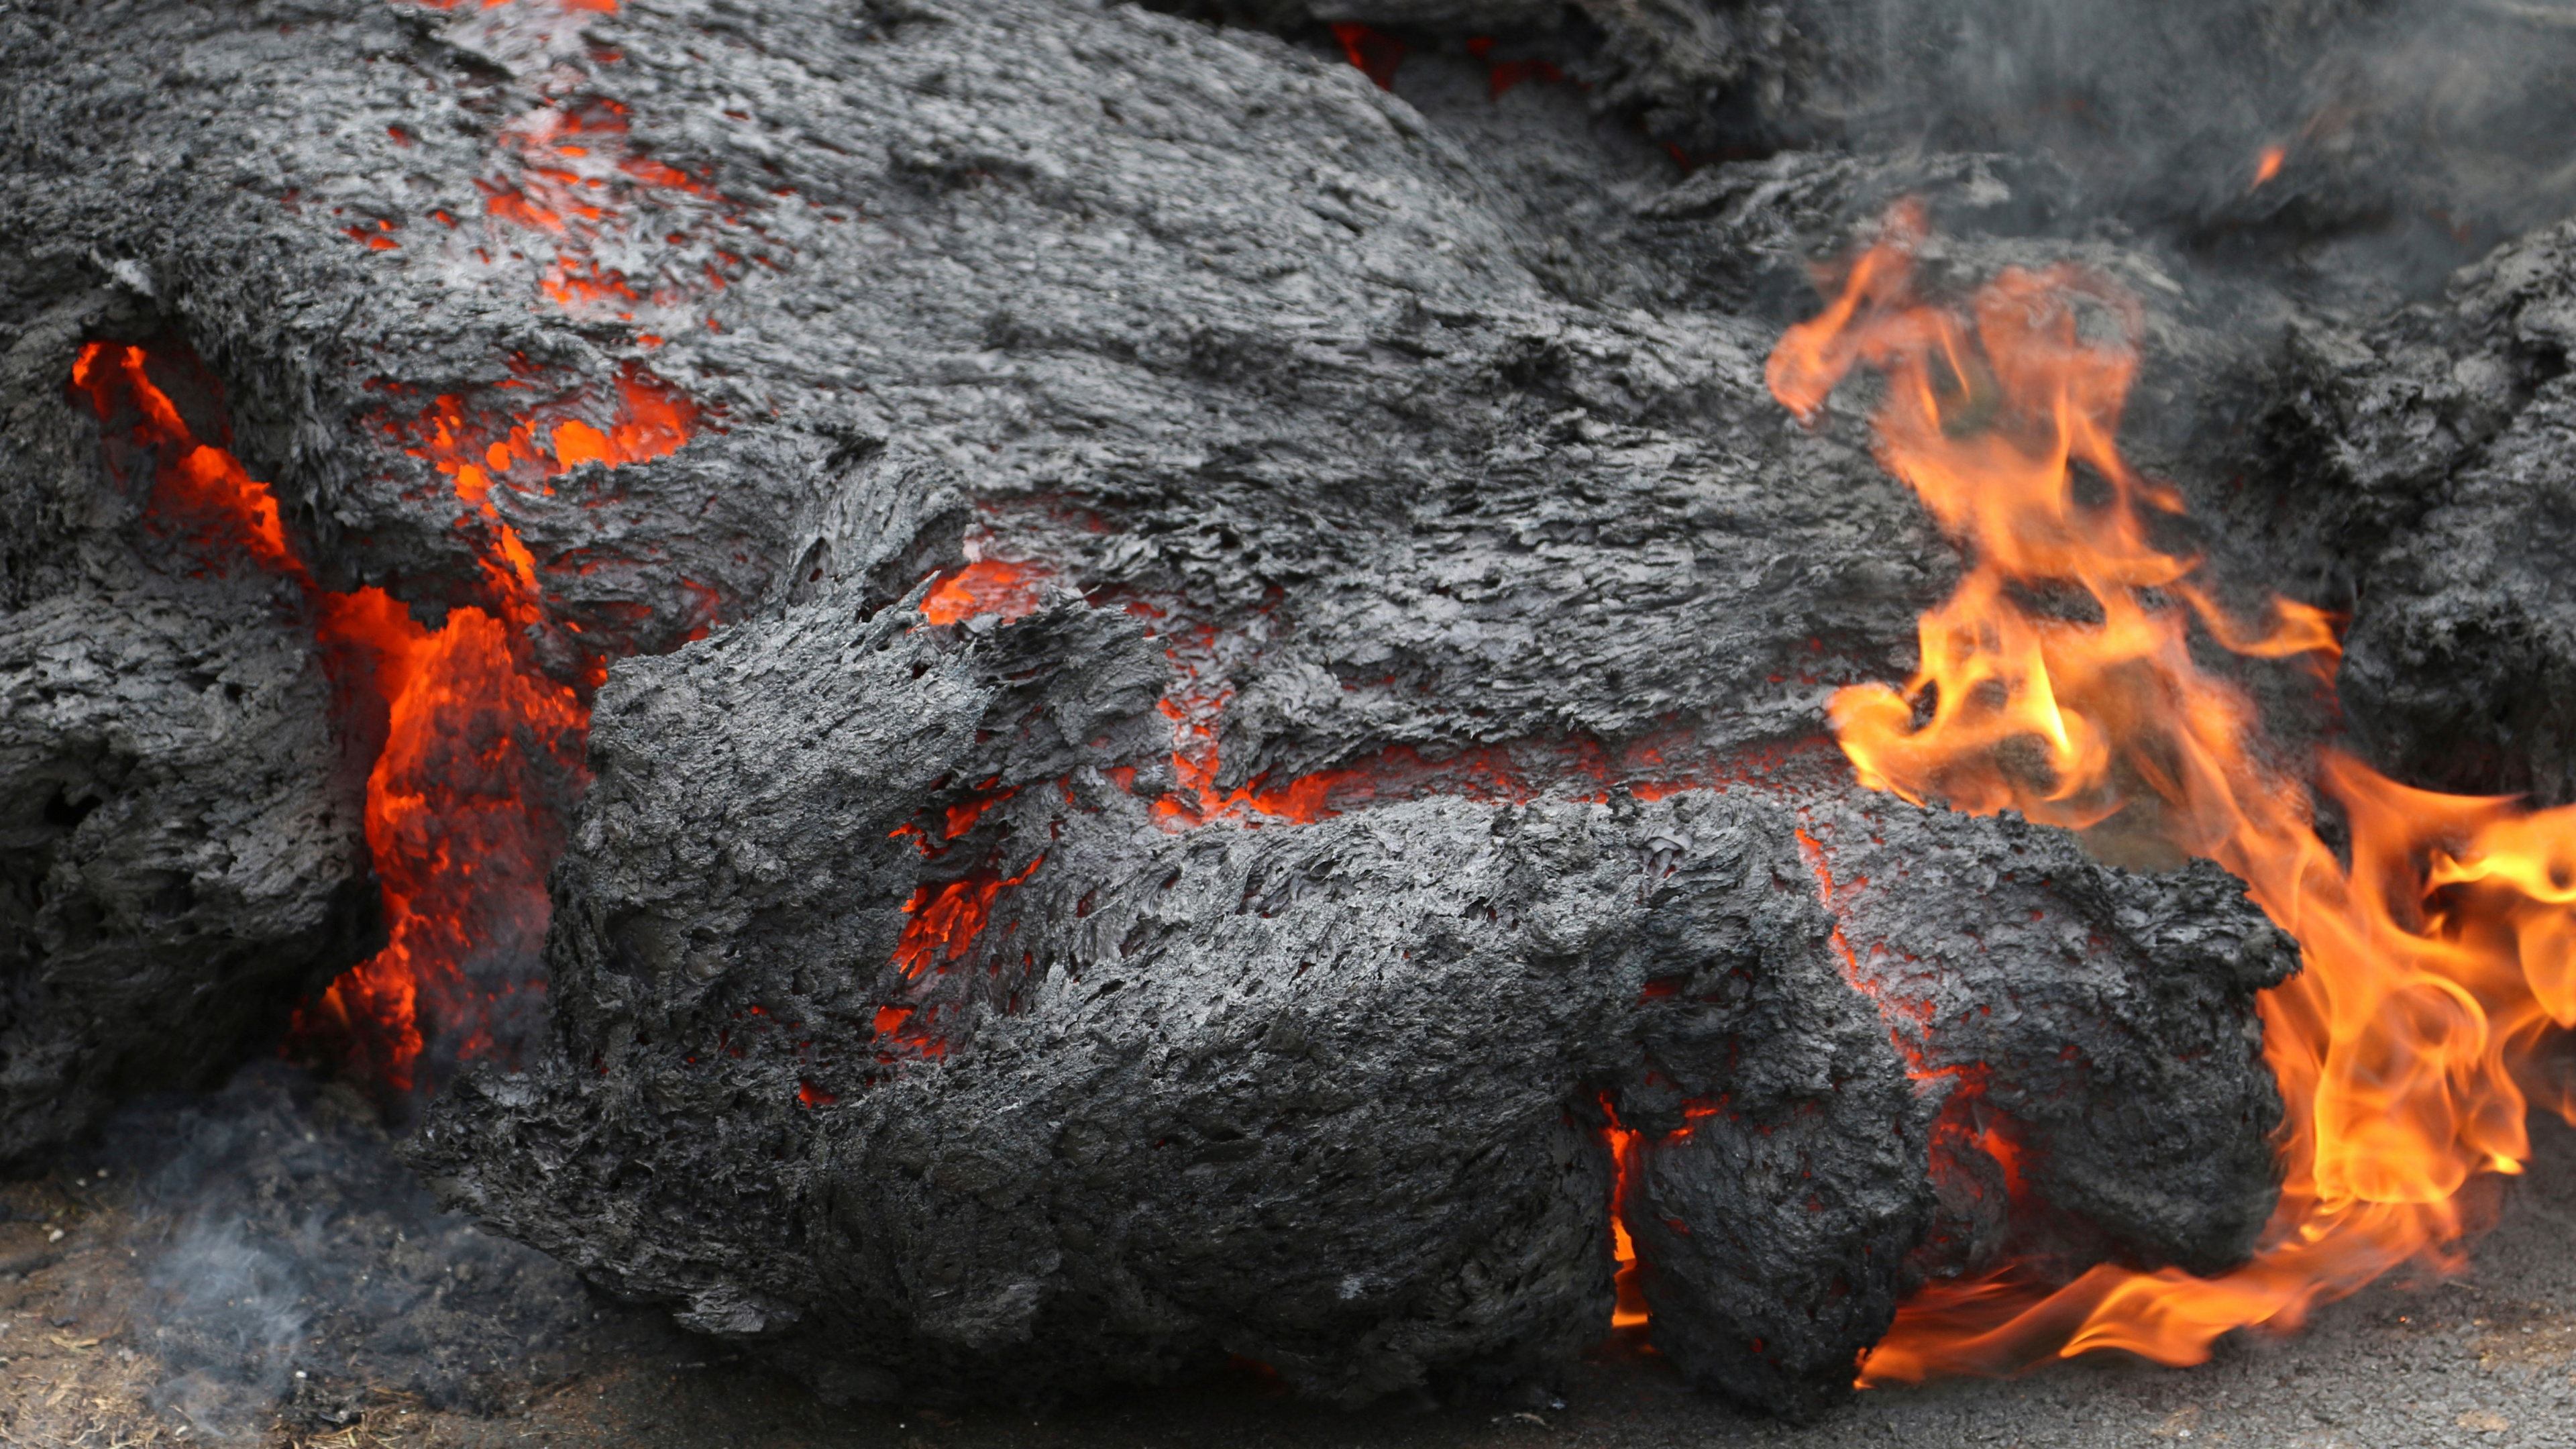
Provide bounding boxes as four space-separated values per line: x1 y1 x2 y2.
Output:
36 0 2569 1418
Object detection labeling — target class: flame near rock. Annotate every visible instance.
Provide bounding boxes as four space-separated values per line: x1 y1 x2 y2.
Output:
1766 203 2576 1380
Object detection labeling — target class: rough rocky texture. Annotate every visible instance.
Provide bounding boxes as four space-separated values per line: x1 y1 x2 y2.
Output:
2242 217 2576 807
1800 804 2296 1281
0 579 379 1167
1189 0 2355 174
410 575 2290 1417
0 0 2445 1421
0 286 380 1165
1205 0 2576 294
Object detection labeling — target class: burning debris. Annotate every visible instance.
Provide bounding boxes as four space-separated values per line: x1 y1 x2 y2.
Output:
3 0 2576 1436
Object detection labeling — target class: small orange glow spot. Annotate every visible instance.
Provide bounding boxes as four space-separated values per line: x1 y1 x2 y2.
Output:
890 856 1044 979
921 559 1049 626
943 788 1018 841
550 419 610 468
2253 146 2286 189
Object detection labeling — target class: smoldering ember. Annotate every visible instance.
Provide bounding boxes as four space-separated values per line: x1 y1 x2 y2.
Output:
5 0 2576 1442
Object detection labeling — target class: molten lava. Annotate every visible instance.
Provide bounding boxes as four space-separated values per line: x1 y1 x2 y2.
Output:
85 0 734 1094
1765 203 2576 1379
920 559 1049 627
305 589 584 1090
1600 1098 1652 1332
68 337 696 1094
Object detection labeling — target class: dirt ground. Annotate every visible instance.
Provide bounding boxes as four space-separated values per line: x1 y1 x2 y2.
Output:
3 1075 2572 1449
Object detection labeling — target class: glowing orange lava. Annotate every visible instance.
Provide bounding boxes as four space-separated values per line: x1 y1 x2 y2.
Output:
1601 1097 1652 1332
62 1 732 1099
892 858 1044 982
1331 23 1406 90
920 559 1049 627
1764 203 2576 1380
69 340 666 1093
2253 145 2287 190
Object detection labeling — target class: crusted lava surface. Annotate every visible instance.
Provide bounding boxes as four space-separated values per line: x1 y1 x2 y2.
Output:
7 0 2570 1426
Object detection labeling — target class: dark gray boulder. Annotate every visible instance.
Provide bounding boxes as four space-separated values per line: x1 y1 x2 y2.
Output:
409 568 2290 1417
2243 217 2576 806
0 0 2352 1417
0 577 378 1165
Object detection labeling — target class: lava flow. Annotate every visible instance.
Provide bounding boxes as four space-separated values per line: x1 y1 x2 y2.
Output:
1766 203 2576 1379
1599 1097 1653 1333
70 338 694 1094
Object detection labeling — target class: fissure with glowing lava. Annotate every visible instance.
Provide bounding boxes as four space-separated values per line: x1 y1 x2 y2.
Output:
69 338 698 1092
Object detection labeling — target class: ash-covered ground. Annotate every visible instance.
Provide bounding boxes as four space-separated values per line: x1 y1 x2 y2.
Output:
4 1068 2574 1447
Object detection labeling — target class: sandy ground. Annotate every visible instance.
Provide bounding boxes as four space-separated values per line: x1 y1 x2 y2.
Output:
3 1089 2571 1449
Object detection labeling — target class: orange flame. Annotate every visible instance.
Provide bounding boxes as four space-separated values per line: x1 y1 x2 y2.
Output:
1766 204 2576 1378
2253 145 2287 190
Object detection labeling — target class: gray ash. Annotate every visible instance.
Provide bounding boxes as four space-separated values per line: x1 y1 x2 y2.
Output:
101 1064 598 1440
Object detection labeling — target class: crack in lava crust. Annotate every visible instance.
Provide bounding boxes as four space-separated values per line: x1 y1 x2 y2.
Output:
1767 203 2576 1381
68 337 692 1095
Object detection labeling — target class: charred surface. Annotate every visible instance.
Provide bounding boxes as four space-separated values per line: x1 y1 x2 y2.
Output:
2245 218 2576 805
0 0 2468 1422
0 578 379 1167
413 580 1940 1413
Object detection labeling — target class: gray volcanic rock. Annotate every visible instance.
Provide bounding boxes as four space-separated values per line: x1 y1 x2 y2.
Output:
0 576 378 1167
410 578 2287 1419
0 0 2337 1419
410 579 1936 1415
0 288 378 1166
1216 0 2361 164
2246 217 2576 805
1799 802 2296 1281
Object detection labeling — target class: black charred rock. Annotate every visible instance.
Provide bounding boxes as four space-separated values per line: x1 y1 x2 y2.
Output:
0 0 2369 1419
2244 218 2576 806
0 305 382 1164
0 576 381 1167
1800 802 2295 1281
408 570 2287 1419
410 580 1934 1414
